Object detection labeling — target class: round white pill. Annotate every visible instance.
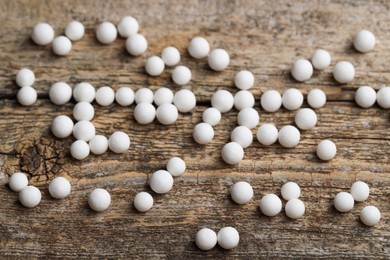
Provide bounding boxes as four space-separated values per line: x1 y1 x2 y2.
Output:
133 192 153 212
355 86 376 108
70 140 90 160
135 88 154 104
108 131 130 154
278 125 300 148
17 86 37 106
145 56 165 76
73 82 95 103
89 135 108 155
202 107 221 126
360 206 381 226
256 124 278 146
16 68 35 87
261 90 282 112
88 188 111 212
154 87 174 106
166 157 186 177
234 90 255 111
188 37 210 59
96 22 117 44
333 61 355 84
259 193 282 217
73 101 94 121
230 181 253 204
156 103 178 125
282 88 304 110
208 49 229 71
350 181 369 202
230 126 253 148
334 192 354 212
73 120 95 141
8 172 28 192
173 89 196 113
237 107 259 129
126 34 148 56
193 123 214 145
117 16 139 38
134 102 156 124
51 115 74 139
65 20 85 41
234 70 255 90
295 108 317 130
354 30 376 53
285 199 305 219
31 22 54 45
161 46 180 66
211 90 234 113
311 49 331 70
172 65 191 85
307 89 326 109
49 177 71 199
195 228 217 251
49 82 72 105
19 186 41 208
149 170 174 194
291 59 313 82
221 142 244 165
316 139 337 161
52 36 72 56
376 86 390 109
281 182 301 200
217 227 239 250
115 86 135 106
95 86 115 106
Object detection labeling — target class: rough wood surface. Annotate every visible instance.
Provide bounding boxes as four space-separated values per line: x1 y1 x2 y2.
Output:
0 0 389 258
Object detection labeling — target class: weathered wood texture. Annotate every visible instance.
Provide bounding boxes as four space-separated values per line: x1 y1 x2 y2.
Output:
0 0 389 258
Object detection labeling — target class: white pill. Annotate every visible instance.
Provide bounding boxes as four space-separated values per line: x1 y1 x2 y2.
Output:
278 125 300 148
195 228 217 251
70 140 90 160
256 124 278 146
52 36 72 56
311 49 331 70
334 192 354 212
166 157 186 177
161 46 180 66
295 108 317 130
350 181 369 202
360 206 381 226
221 142 244 165
230 126 253 149
376 86 390 109
316 139 337 161
281 182 301 200
73 82 95 103
16 68 35 87
333 61 355 84
202 107 221 126
88 188 111 212
307 89 326 109
259 193 282 217
65 20 85 41
31 22 54 45
230 181 253 204
8 172 28 192
51 115 74 139
134 192 153 212
285 199 305 219
193 123 214 145
115 86 135 106
135 88 154 104
73 120 95 141
234 70 255 90
188 37 210 59
291 59 313 82
355 86 376 108
261 90 282 112
19 186 41 208
172 65 191 85
217 227 239 250
73 101 94 121
126 34 148 56
49 82 72 105
134 102 156 124
145 56 165 76
354 30 376 53
156 103 178 125
96 22 117 44
108 131 130 154
234 90 255 111
208 49 230 71
282 88 304 110
211 90 234 113
117 16 139 38
95 86 115 106
173 89 196 113
154 87 174 106
237 107 259 129
89 135 108 155
49 177 71 199
17 86 37 106
149 170 174 194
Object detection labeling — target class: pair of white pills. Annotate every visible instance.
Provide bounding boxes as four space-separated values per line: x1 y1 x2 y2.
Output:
195 227 239 250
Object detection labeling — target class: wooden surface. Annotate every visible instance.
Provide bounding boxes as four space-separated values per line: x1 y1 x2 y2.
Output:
0 0 390 258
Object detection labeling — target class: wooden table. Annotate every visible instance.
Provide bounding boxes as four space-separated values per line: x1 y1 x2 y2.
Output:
0 0 389 258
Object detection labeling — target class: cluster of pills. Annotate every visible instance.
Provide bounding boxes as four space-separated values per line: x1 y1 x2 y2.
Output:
195 227 239 250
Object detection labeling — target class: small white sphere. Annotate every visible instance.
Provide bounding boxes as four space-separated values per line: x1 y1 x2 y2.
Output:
16 68 35 87
8 172 28 192
135 88 154 104
156 103 178 125
96 22 117 44
188 37 210 59
208 49 230 71
211 90 234 113
70 140 90 160
291 59 313 82
278 125 300 148
285 199 305 219
154 87 174 106
376 86 390 109
231 126 253 148
49 177 71 199
117 16 139 38
173 89 196 113
234 70 255 90
217 227 239 250
73 120 95 141
307 89 327 109
166 157 186 177
133 192 153 212
221 142 244 165
261 90 282 112
311 49 331 70
230 181 253 204
256 124 278 146
281 182 301 200
65 20 85 41
355 86 376 108
145 56 165 76
149 170 174 194
88 188 111 212
195 228 217 251
89 135 108 155
334 192 354 212
282 88 304 111
202 107 221 126
295 108 317 130
73 82 95 103
49 82 72 105
17 86 37 106
237 107 259 129
73 101 95 121
360 206 381 226
316 139 337 161
95 86 115 106
234 90 255 111
193 123 214 145
19 186 41 208
31 22 54 45
51 115 74 139
333 61 355 84
350 181 370 202
108 131 130 154
52 36 72 56
126 34 148 56
172 66 191 85
115 86 135 106
134 102 156 124
259 193 282 217
354 30 376 53
161 46 180 66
